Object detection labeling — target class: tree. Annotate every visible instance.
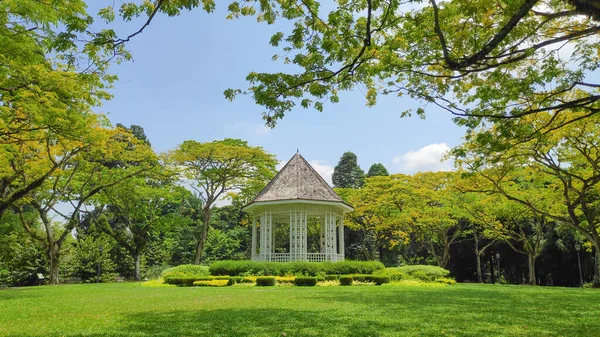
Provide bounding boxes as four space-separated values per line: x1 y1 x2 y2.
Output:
223 0 599 138
332 152 365 188
167 139 277 264
96 175 180 281
456 112 600 285
366 163 389 177
450 184 499 283
337 183 406 260
15 126 156 283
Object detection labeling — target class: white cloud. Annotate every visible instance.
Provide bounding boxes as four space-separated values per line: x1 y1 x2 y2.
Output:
393 143 453 173
308 160 334 186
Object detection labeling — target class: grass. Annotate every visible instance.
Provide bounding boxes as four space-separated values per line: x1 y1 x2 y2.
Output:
1 283 599 336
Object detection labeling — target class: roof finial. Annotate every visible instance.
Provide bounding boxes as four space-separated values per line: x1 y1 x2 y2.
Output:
297 148 299 153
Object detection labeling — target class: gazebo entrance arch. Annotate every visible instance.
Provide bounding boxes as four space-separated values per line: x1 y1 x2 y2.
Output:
243 153 353 263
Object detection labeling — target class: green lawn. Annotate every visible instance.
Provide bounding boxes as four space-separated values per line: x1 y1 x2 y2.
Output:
1 283 599 337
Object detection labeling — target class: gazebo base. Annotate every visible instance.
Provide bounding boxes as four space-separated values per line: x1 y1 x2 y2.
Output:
252 253 345 263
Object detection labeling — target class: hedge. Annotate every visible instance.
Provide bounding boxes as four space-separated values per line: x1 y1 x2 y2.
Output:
161 265 210 279
227 277 255 286
256 277 276 286
209 261 385 276
294 277 318 286
336 275 390 286
339 276 353 286
193 280 229 287
396 265 450 282
164 276 229 286
373 268 407 281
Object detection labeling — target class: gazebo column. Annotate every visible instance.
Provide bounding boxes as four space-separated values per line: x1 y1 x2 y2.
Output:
251 216 257 259
259 210 273 261
338 215 344 259
324 208 337 262
289 206 307 262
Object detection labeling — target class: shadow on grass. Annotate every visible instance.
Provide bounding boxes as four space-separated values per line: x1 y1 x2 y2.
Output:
114 308 389 337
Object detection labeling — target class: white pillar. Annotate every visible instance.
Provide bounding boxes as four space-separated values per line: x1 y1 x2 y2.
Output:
324 208 337 262
259 210 273 261
251 216 257 259
338 215 345 260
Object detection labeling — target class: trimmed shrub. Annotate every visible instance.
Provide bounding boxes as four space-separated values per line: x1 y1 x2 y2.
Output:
294 277 318 286
373 268 407 282
339 276 353 286
227 277 255 286
193 280 229 287
209 260 384 277
434 277 456 285
161 265 210 279
396 265 450 282
256 276 276 286
164 276 229 286
369 276 391 285
275 276 296 285
324 275 339 281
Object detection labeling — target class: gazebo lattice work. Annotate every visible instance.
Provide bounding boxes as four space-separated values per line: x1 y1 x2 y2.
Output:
243 152 353 262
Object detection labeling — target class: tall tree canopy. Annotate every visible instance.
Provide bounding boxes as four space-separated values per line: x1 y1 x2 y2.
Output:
366 163 390 177
167 138 277 264
332 152 365 188
222 0 600 142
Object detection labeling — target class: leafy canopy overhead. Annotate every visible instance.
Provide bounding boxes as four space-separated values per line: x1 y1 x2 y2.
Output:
221 0 600 138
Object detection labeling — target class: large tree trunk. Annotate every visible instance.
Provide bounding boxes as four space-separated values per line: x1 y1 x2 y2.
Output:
194 209 211 265
48 242 60 284
134 253 142 281
527 254 536 285
592 239 600 287
474 237 483 283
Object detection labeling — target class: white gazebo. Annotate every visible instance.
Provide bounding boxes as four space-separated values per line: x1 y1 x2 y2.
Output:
243 152 353 262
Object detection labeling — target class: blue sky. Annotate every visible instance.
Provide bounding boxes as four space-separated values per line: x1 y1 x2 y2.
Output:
91 3 464 184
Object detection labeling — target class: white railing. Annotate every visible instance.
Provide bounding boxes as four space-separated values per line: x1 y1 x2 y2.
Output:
252 253 344 262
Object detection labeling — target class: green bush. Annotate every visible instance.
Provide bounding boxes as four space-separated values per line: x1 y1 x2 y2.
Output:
324 275 339 281
294 277 318 286
435 277 456 285
227 277 255 286
396 265 450 282
369 276 391 285
161 265 210 279
373 268 407 281
209 261 384 277
164 275 229 286
339 276 353 286
256 276 276 286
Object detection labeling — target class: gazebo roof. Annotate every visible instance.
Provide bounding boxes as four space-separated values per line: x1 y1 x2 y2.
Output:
244 152 352 211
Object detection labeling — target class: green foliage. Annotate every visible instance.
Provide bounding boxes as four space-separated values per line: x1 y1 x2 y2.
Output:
373 268 407 282
332 152 364 188
435 278 457 285
396 265 451 282
339 276 353 286
294 277 318 286
208 260 385 276
227 277 255 286
255 276 276 286
161 265 210 279
164 275 230 287
366 163 389 177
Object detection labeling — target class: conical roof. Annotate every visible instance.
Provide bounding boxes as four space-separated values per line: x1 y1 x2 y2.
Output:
247 153 350 209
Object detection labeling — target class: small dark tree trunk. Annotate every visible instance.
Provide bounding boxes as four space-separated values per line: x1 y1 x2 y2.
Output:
490 254 496 284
